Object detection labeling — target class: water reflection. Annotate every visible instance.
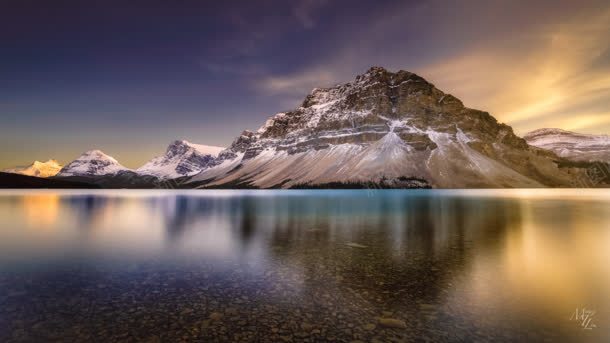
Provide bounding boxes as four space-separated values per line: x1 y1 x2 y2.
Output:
0 190 608 342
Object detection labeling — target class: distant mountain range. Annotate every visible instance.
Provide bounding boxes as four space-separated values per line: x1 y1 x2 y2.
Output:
136 140 224 179
3 159 63 178
57 150 130 177
3 67 609 188
524 128 610 163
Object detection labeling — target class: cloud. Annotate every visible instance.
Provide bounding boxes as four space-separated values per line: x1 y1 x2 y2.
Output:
200 60 267 76
256 0 610 134
293 0 328 29
259 68 338 95
420 6 610 134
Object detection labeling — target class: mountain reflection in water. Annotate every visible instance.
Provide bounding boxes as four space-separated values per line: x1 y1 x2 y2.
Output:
0 190 608 342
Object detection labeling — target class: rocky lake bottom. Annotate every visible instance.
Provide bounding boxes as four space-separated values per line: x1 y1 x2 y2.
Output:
0 189 608 342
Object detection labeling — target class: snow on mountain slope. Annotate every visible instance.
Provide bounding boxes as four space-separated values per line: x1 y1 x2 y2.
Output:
524 128 610 162
192 127 542 188
57 150 131 177
137 140 225 179
189 67 587 188
180 141 225 156
2 159 63 178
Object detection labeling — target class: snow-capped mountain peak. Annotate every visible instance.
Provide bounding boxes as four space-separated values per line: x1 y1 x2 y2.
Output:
187 66 588 188
166 140 224 158
81 150 118 162
137 140 225 179
57 150 130 177
26 67 605 188
3 159 63 178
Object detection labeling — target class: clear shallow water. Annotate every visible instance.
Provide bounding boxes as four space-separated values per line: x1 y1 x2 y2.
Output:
0 189 608 342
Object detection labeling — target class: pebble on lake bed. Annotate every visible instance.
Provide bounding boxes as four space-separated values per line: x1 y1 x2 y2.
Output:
377 317 407 329
345 242 368 248
209 312 223 321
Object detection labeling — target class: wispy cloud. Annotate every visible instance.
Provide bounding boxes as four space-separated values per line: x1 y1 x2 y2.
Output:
260 68 337 95
293 0 328 29
200 60 267 76
421 6 610 134
254 0 610 134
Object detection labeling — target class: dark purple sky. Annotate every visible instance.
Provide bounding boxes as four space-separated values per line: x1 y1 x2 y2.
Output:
1 0 609 168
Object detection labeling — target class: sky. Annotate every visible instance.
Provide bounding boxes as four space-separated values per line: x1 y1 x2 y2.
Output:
1 0 610 169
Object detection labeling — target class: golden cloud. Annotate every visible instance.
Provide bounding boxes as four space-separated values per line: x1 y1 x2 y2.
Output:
422 8 610 135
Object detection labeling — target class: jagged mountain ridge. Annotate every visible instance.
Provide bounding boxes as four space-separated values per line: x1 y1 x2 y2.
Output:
52 142 225 188
524 128 610 163
29 67 606 188
137 140 225 179
188 67 587 188
54 149 159 188
3 159 63 178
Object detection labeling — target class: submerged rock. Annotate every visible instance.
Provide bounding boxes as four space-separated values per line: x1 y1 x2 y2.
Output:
377 317 407 329
345 242 368 249
209 312 223 321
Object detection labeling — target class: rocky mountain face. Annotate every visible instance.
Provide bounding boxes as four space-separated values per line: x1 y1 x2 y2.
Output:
57 150 130 177
34 67 607 189
524 128 610 163
137 140 225 179
3 159 63 178
189 67 592 188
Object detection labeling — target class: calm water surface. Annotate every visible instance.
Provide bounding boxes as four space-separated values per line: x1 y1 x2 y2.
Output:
0 189 608 342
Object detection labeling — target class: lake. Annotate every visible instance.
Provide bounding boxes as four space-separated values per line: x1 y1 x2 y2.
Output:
0 189 608 342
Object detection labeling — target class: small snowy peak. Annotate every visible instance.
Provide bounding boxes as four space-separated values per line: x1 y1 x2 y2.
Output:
183 141 225 156
82 150 119 163
58 150 130 177
524 128 571 138
524 128 609 144
3 159 63 178
524 128 610 162
36 159 61 167
166 140 224 158
137 140 225 179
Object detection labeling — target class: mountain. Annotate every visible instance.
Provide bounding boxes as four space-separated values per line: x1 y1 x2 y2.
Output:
524 128 610 163
8 67 604 189
57 150 131 177
3 159 63 178
55 150 160 188
188 66 595 188
137 140 225 179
